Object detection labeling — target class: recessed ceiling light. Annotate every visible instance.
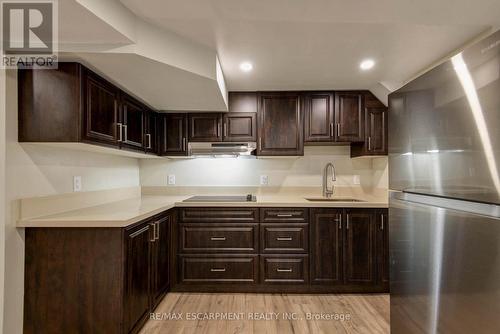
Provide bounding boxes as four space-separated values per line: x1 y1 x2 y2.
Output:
239 62 253 72
360 59 375 71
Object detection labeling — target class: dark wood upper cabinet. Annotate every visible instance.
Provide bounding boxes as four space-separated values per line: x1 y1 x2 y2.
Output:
377 209 389 289
159 113 188 156
310 208 343 285
343 209 376 286
144 110 158 154
335 92 364 142
121 94 145 150
223 112 257 142
351 93 388 157
124 223 152 334
257 92 303 156
228 92 257 113
304 92 335 142
188 113 222 142
82 69 120 146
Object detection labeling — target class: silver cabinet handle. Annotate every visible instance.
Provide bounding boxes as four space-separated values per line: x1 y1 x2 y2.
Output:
217 122 221 137
224 122 228 137
276 237 293 241
368 136 372 151
346 213 350 229
210 237 226 241
381 214 384 230
259 137 262 151
182 137 186 151
276 214 293 217
146 134 152 149
210 268 226 272
277 268 293 273
150 223 156 242
123 124 128 142
330 123 334 137
117 123 123 142
337 215 342 229
337 123 341 137
155 222 160 240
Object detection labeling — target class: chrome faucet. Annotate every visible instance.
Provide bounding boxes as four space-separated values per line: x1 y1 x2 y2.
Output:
323 162 336 198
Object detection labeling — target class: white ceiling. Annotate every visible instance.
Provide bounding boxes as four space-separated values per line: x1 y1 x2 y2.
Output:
119 0 500 91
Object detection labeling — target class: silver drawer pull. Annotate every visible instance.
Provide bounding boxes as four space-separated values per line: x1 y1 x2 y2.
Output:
210 237 226 241
210 268 226 272
276 268 293 273
276 214 293 217
276 237 293 241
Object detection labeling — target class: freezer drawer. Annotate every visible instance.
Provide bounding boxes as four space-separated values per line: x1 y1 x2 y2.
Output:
390 192 500 334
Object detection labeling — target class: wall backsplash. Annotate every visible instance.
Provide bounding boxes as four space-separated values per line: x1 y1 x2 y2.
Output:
140 146 388 189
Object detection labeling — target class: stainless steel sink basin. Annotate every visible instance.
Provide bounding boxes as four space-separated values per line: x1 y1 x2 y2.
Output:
304 197 365 202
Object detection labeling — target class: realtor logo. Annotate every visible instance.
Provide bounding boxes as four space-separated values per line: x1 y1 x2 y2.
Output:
1 0 58 68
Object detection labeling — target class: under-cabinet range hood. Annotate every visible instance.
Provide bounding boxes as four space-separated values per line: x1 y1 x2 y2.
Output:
188 142 257 158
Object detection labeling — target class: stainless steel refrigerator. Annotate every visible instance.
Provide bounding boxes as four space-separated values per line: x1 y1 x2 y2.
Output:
389 30 500 334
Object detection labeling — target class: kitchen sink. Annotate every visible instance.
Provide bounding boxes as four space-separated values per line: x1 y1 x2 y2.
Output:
304 197 365 202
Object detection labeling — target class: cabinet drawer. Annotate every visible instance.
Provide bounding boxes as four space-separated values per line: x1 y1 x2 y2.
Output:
260 208 308 223
179 255 258 284
260 255 309 284
261 223 308 253
180 224 258 253
180 208 259 223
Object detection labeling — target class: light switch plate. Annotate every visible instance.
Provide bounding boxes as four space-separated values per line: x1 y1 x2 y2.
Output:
260 175 269 186
167 175 176 185
73 176 82 192
353 175 361 185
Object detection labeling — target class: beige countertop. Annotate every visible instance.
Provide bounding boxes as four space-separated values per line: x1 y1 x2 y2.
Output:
18 193 388 228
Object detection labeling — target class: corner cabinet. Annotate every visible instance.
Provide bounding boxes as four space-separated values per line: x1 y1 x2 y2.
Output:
24 210 173 334
257 92 304 156
351 93 388 157
159 113 188 156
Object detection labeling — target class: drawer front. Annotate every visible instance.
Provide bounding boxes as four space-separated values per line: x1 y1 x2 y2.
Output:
260 255 309 284
261 224 308 253
260 208 308 223
180 224 258 253
180 208 259 223
179 255 258 283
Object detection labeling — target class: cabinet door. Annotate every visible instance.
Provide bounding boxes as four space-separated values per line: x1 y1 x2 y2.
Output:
151 215 170 308
310 209 343 285
335 92 364 142
159 113 188 156
222 112 256 142
121 94 145 150
366 107 387 154
343 209 376 286
377 209 389 289
304 92 334 142
257 93 303 156
82 70 120 146
124 223 152 334
144 110 157 154
188 113 222 142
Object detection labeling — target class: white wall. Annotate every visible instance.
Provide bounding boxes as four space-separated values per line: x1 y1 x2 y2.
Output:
140 146 388 190
0 68 7 334
2 70 141 334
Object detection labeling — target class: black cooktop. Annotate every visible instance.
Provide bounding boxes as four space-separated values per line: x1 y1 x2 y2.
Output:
182 194 256 202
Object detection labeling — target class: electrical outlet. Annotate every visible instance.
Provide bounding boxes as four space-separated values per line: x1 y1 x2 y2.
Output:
260 175 269 186
73 176 82 192
353 175 360 185
167 175 176 185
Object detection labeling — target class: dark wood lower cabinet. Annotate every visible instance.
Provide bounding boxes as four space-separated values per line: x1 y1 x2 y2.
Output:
24 210 173 334
172 207 389 293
